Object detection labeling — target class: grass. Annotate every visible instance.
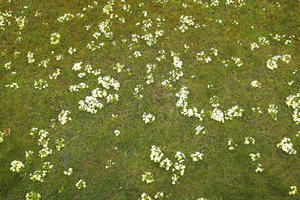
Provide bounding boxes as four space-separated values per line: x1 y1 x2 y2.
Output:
0 0 299 199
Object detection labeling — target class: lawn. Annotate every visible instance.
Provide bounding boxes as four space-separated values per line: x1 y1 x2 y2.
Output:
0 0 299 199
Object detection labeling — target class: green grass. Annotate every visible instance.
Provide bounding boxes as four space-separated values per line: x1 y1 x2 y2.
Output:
0 0 299 199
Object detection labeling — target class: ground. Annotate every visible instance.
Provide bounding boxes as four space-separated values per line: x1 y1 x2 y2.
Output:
0 0 299 200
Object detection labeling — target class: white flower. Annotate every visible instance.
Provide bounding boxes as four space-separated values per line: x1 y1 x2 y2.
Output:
27 51 35 63
171 173 179 184
195 125 205 135
49 68 61 80
154 192 164 199
134 51 142 57
191 152 204 162
50 32 60 45
150 145 164 163
114 130 120 136
160 158 172 170
251 80 261 88
98 76 120 91
255 163 264 173
25 191 41 200
139 193 152 200
58 110 71 125
34 79 48 90
76 179 86 189
249 153 260 162
225 105 244 120
72 62 82 71
289 186 297 195
25 150 33 158
142 172 154 184
10 160 24 173
250 42 259 51
244 137 255 145
268 104 278 120
79 96 103 114
227 138 237 151
63 168 73 176
55 138 65 151
30 170 48 182
68 47 77 55
211 108 225 123
5 83 19 89
142 113 155 124
43 162 53 171
209 96 220 107
277 137 297 155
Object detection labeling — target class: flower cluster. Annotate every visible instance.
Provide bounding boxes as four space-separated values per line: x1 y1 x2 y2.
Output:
5 83 19 89
49 68 61 80
30 170 48 182
177 15 195 33
249 153 260 162
114 130 120 136
79 96 103 114
0 131 4 143
36 129 53 158
227 138 237 151
10 160 24 173
76 179 86 189
55 138 65 151
172 151 186 184
58 110 71 125
255 163 264 173
139 193 152 200
266 54 291 70
113 63 125 73
72 62 83 71
63 168 73 176
142 172 154 184
231 57 243 67
286 92 300 125
98 19 113 38
145 64 156 85
176 87 205 121
142 113 155 124
69 83 89 92
105 160 115 169
98 76 120 91
160 158 172 171
25 191 41 200
250 42 259 51
191 152 204 162
277 137 297 155
34 79 48 90
244 137 255 145
225 105 244 120
169 54 184 82
267 104 278 120
195 125 205 135
50 32 60 45
289 186 297 195
39 59 50 68
196 48 218 63
106 94 119 103
133 85 144 100
251 107 263 114
68 47 77 55
211 108 225 123
251 80 261 88
150 145 164 163
209 96 220 107
27 51 35 63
